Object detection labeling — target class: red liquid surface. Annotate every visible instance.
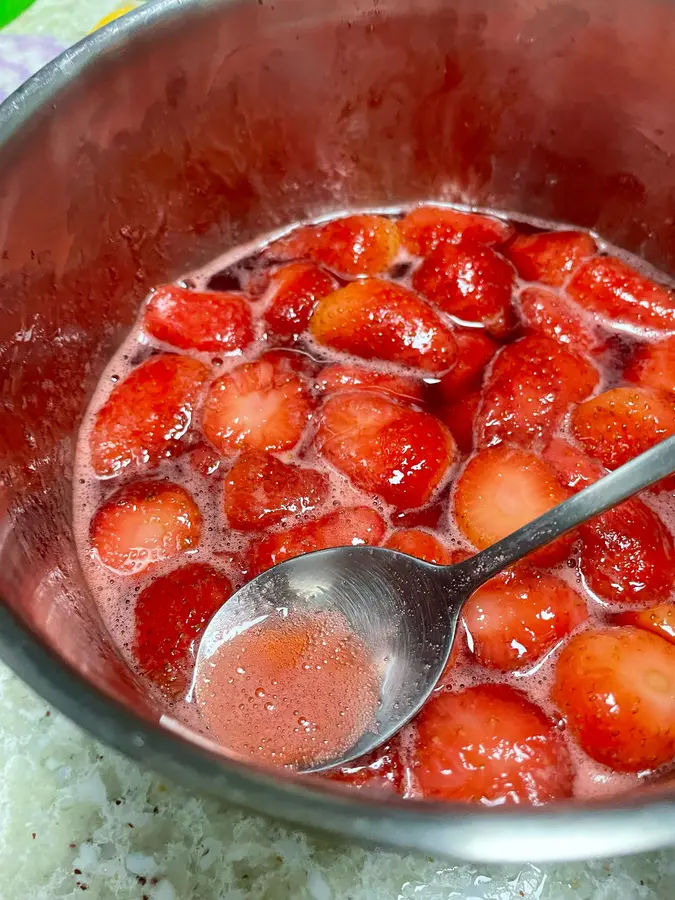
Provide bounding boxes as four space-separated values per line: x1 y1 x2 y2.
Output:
194 610 379 768
74 205 675 804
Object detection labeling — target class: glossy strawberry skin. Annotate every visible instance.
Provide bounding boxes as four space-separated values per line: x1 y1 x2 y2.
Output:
264 262 337 340
505 230 596 286
385 529 453 564
399 206 513 254
624 336 675 395
434 329 498 401
519 286 606 353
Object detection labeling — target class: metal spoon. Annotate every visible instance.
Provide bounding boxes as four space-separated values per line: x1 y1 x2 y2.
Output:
194 434 675 772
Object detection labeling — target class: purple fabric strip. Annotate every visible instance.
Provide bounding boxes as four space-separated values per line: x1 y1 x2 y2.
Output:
0 34 65 102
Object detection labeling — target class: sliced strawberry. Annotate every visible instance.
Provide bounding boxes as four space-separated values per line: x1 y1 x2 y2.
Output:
453 446 572 565
580 497 675 604
412 241 516 336
134 562 231 697
462 567 586 671
223 452 328 531
317 392 455 509
144 285 254 354
567 255 675 331
270 214 400 276
476 334 599 449
385 529 453 564
615 604 675 646
542 437 607 492
571 386 675 471
434 329 498 401
90 354 210 477
543 439 675 604
316 363 424 404
310 279 457 374
505 230 596 286
399 206 513 255
263 262 337 340
202 354 313 457
553 626 675 771
624 336 675 395
326 740 404 794
436 389 481 454
413 684 573 804
90 480 202 575
249 506 385 574
519 286 606 353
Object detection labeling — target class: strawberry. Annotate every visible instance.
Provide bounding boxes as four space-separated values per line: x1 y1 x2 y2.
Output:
519 286 606 353
316 363 424 404
476 334 599 449
615 604 675 646
317 392 455 508
624 336 675 395
326 740 404 794
567 255 675 331
202 353 313 457
571 386 675 471
189 444 221 477
89 354 210 477
412 241 516 336
269 214 400 276
134 562 232 697
505 230 596 286
144 285 254 353
223 452 328 531
462 567 586 671
453 446 572 565
543 439 675 604
436 389 481 454
412 684 573 804
309 279 457 374
553 626 675 771
389 500 446 530
385 529 453 564
434 329 498 401
263 262 337 340
90 481 202 575
580 497 675 605
399 206 513 255
249 506 385 574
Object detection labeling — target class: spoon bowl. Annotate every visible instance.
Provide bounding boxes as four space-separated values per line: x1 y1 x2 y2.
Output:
195 433 675 772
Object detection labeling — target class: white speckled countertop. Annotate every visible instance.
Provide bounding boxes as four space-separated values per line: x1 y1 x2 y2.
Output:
3 3 675 897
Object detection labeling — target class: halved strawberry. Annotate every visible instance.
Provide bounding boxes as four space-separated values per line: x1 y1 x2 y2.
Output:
144 285 254 353
462 567 586 671
269 214 400 276
317 392 455 509
310 279 457 374
542 437 606 492
453 446 572 565
90 480 202 575
624 336 675 394
615 604 675 646
201 353 313 457
476 334 599 449
399 206 513 255
580 497 675 605
134 562 231 697
385 529 453 564
412 684 573 804
325 740 404 794
567 255 675 331
505 230 596 286
263 262 337 340
223 452 328 531
571 386 675 471
519 286 606 353
553 626 675 771
90 354 210 477
412 241 516 336
249 506 385 574
316 363 424 404
436 389 481 454
434 329 498 402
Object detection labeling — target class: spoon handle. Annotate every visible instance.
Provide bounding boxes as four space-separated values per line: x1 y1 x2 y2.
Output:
453 433 675 591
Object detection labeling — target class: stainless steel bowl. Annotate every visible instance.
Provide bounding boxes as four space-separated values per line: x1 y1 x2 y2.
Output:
2 0 675 863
